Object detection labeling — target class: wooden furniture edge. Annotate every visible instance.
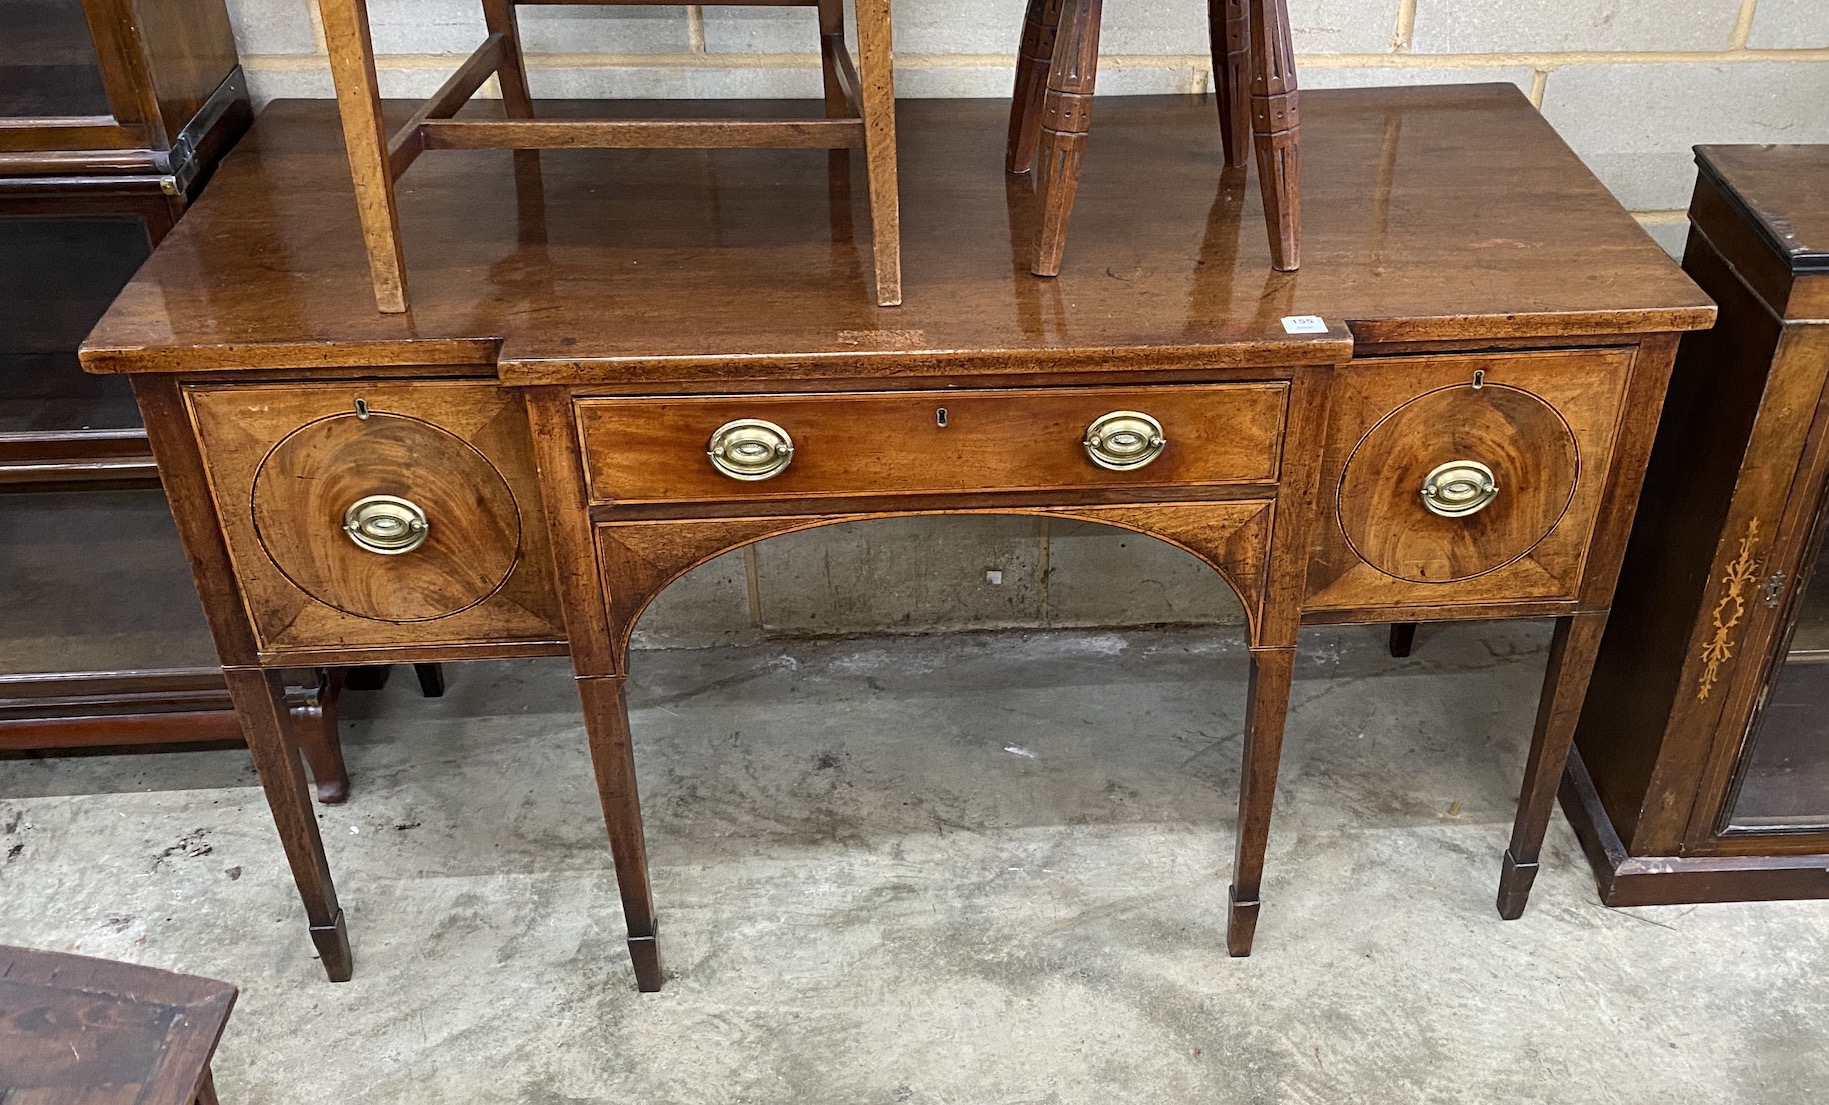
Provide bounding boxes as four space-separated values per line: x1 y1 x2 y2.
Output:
1561 745 1829 907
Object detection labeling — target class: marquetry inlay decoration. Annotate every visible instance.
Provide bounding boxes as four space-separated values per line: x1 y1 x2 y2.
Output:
1697 517 1763 703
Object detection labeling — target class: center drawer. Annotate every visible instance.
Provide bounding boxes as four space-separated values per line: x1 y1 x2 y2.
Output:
575 384 1288 505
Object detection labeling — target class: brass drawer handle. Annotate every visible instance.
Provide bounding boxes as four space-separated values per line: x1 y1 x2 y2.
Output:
1421 460 1499 518
1084 411 1167 471
343 495 430 554
708 418 795 481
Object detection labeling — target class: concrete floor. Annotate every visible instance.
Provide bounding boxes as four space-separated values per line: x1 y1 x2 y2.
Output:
2 621 1825 1103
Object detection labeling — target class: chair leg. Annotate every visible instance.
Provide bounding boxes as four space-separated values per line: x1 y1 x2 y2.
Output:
1497 613 1607 920
852 0 902 307
575 675 664 992
316 0 410 313
1007 0 1064 173
292 669 351 805
1031 0 1103 278
223 667 352 982
1226 646 1295 957
1246 0 1300 271
817 0 848 118
1209 0 1251 168
480 0 535 117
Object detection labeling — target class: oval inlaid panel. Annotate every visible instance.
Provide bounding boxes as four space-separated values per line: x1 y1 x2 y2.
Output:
252 412 521 621
1338 384 1579 584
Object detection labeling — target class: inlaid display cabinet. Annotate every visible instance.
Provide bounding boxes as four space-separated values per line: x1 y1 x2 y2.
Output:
1565 144 1829 904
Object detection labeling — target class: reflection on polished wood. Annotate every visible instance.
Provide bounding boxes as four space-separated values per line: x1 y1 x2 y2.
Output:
83 89 1713 990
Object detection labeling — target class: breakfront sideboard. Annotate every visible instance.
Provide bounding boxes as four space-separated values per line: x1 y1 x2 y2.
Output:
81 87 1713 990
1565 144 1829 904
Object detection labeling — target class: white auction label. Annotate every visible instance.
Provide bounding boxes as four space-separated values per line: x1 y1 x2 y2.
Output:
1281 315 1329 334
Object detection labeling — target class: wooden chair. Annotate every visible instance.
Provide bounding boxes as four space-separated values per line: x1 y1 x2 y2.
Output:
317 0 902 312
1007 0 1300 276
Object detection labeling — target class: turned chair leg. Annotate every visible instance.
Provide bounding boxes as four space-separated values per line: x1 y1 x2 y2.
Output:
1226 646 1296 956
1007 0 1064 173
1498 613 1608 919
1246 0 1300 270
1031 0 1103 278
223 667 352 981
1209 0 1251 168
852 0 902 306
317 0 409 312
575 676 664 991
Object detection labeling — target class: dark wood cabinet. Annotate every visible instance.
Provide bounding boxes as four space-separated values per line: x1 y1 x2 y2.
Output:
2 0 252 484
0 0 346 791
1566 144 1829 905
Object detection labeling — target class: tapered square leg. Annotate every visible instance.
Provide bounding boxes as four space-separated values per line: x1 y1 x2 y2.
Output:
1225 646 1296 957
1498 612 1608 921
1226 885 1260 956
575 676 665 992
223 667 352 981
1032 0 1104 277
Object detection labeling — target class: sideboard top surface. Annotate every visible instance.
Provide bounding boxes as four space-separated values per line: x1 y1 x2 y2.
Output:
82 85 1712 382
1698 144 1829 277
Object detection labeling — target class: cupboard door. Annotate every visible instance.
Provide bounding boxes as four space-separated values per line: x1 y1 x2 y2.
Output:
1725 513 1829 832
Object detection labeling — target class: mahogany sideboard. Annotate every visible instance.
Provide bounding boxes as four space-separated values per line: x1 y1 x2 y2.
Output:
80 87 1713 991
1565 144 1829 905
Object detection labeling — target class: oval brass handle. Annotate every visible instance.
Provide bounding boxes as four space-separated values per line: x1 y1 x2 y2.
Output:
1084 411 1168 471
708 418 795 481
343 495 430 554
1421 460 1499 518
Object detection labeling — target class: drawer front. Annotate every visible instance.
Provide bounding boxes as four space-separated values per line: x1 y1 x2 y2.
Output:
1305 348 1635 612
189 381 566 655
576 384 1288 505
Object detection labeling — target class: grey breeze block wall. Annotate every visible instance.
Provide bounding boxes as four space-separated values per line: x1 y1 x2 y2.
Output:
229 0 1829 647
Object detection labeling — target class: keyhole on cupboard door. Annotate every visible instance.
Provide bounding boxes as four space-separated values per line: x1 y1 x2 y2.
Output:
936 408 949 428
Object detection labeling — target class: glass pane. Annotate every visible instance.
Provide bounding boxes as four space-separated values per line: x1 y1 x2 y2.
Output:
0 216 148 433
1728 532 1829 830
0 0 112 118
0 489 220 676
